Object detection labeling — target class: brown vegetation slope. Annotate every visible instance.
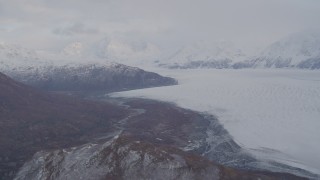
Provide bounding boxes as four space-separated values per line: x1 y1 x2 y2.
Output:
0 72 130 179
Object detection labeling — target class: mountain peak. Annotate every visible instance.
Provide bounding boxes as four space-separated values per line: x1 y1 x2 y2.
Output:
248 30 320 68
62 42 85 56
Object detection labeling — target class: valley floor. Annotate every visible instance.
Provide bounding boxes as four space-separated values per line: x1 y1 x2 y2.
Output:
111 68 320 176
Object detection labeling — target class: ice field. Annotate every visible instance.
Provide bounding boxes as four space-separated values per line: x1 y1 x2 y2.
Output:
112 69 320 174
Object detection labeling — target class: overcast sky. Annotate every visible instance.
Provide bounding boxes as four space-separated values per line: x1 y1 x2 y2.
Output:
1 0 320 53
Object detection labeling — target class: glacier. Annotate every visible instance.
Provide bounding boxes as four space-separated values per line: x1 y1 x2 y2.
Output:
111 68 320 175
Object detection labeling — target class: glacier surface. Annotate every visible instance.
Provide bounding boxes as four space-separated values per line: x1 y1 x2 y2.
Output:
112 69 320 175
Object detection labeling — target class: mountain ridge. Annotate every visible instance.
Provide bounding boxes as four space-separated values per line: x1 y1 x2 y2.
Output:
0 43 177 92
2 30 320 70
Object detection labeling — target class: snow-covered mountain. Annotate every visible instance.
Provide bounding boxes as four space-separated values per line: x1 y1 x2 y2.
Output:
0 42 44 68
157 31 320 70
2 30 320 71
94 38 161 66
158 41 248 69
62 42 85 56
0 43 176 92
49 38 161 67
245 31 320 69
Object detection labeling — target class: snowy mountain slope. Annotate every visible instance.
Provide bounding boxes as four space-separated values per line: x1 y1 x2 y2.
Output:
0 42 46 68
62 42 85 56
0 38 160 68
0 43 177 92
0 42 78 69
158 41 248 69
94 38 161 67
3 30 320 71
156 31 320 70
296 56 320 69
46 39 161 67
247 31 320 69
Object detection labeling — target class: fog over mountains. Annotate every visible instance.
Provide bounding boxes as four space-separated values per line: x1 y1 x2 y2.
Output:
1 0 320 70
2 29 320 70
0 42 177 92
1 0 320 62
249 31 320 69
1 0 320 179
155 30 320 69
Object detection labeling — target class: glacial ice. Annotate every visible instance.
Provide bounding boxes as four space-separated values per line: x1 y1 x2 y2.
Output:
112 68 320 175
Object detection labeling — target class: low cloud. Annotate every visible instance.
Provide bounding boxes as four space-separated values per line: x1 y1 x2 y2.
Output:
53 23 99 36
1 0 320 52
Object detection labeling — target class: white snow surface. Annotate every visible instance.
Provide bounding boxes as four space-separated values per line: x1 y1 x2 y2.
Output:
112 68 320 174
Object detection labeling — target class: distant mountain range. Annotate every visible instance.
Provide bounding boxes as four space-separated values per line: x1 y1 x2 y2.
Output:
245 31 320 69
162 31 320 69
158 41 248 69
0 43 176 92
1 30 320 76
